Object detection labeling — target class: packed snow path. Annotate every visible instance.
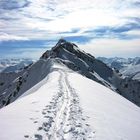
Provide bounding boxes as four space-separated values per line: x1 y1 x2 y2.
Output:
26 69 95 140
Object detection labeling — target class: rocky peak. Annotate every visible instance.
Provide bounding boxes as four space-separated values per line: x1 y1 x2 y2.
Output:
41 39 95 61
41 39 77 59
41 39 113 83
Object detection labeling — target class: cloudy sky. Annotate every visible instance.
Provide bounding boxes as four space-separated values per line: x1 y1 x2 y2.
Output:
0 0 140 58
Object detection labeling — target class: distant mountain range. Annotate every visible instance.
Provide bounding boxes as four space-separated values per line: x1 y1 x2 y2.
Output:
97 57 140 81
0 58 35 73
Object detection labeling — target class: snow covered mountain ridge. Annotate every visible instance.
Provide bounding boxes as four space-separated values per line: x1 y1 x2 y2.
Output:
0 39 140 140
41 39 140 106
0 39 140 108
41 39 113 87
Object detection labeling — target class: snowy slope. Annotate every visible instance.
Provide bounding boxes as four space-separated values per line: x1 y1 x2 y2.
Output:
69 72 140 140
0 59 52 108
0 62 140 140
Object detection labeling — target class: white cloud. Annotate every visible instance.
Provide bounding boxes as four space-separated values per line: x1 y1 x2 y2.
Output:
0 32 29 41
0 0 140 40
22 0 136 32
126 30 140 36
80 38 140 57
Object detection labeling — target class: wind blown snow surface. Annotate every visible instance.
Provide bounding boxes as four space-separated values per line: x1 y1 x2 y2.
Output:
0 62 140 140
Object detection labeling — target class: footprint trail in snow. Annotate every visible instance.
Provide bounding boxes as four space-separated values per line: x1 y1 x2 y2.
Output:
25 69 95 140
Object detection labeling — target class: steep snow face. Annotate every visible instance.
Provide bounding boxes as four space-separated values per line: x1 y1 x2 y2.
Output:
0 59 53 108
97 57 140 106
69 70 140 140
0 62 140 140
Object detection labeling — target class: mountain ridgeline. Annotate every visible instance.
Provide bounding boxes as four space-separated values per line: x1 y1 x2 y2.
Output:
0 39 140 108
41 39 113 86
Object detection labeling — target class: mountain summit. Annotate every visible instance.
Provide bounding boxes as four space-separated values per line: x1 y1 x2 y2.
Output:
41 39 113 85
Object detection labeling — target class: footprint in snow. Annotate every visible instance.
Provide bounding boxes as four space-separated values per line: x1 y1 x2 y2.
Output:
31 101 39 104
24 135 29 138
34 134 43 140
34 121 38 123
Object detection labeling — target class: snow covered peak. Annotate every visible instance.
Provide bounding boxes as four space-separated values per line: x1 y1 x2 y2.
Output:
41 40 113 83
41 39 80 59
57 38 67 45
